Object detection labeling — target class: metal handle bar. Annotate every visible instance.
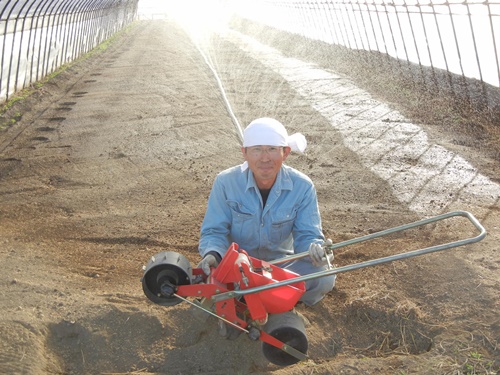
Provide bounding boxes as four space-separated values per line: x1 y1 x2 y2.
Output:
211 211 486 303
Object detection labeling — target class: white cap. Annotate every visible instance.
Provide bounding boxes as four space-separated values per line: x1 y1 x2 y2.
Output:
241 118 307 171
243 118 307 152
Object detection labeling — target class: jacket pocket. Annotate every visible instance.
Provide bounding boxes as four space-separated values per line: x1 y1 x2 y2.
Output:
270 207 297 243
227 200 256 244
226 200 255 219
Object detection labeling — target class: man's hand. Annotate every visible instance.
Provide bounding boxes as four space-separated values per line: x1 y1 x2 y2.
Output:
197 254 219 275
309 240 334 267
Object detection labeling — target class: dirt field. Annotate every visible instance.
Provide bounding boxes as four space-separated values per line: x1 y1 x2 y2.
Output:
0 19 498 375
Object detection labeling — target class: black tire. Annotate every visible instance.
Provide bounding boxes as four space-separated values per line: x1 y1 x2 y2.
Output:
261 311 308 366
142 251 192 306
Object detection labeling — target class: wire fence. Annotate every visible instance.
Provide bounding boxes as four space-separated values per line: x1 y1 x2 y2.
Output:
233 0 500 90
0 0 138 104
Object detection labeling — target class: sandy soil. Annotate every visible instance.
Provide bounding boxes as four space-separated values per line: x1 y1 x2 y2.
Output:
0 20 498 375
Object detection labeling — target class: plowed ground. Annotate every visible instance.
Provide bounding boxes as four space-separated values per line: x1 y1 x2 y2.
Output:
0 20 498 375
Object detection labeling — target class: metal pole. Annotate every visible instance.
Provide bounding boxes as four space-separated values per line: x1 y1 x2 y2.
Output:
372 0 390 55
6 0 30 101
329 1 349 47
1 0 19 102
465 1 483 83
355 0 373 52
381 1 400 61
486 0 500 87
211 211 486 302
76 0 91 57
44 2 68 75
25 0 50 91
335 0 353 49
341 0 359 50
64 0 90 64
14 0 38 92
392 1 409 62
346 0 365 50
55 0 75 67
403 0 425 87
33 0 52 81
323 0 340 45
417 2 437 89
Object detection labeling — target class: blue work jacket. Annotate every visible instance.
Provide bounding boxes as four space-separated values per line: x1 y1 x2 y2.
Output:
199 164 324 261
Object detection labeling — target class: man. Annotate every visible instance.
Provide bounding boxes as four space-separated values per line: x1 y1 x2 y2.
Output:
198 117 335 306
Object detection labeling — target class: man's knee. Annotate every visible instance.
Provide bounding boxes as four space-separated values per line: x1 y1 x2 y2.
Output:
301 274 336 306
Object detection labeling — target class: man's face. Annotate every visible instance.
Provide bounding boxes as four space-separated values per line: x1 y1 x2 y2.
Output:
242 145 291 189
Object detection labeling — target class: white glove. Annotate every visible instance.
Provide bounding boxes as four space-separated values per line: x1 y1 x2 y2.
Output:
197 254 219 275
309 240 334 267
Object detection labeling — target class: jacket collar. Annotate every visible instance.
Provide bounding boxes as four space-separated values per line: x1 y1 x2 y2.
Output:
244 165 293 193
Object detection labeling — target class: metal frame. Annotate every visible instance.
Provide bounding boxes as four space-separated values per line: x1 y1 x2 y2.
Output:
246 0 500 88
211 210 486 302
0 0 138 103
234 0 500 118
